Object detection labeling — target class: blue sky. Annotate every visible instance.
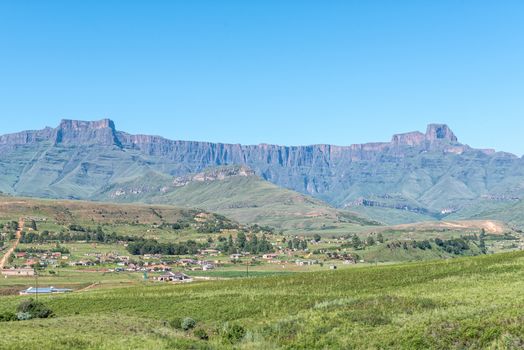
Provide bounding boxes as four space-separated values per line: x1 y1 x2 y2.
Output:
0 1 523 154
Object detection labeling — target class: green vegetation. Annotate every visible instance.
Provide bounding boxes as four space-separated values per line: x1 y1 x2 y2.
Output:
0 251 522 349
95 166 378 233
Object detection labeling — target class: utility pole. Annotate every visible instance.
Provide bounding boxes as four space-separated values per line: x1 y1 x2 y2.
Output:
35 270 38 302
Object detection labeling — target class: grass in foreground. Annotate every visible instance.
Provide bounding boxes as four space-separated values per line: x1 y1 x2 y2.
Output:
0 251 523 349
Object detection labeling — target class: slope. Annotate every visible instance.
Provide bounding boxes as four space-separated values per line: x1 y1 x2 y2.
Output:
0 251 522 349
93 166 380 232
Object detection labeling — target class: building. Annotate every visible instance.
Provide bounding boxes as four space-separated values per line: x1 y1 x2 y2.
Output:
155 272 193 283
295 260 317 266
19 286 73 295
262 253 279 260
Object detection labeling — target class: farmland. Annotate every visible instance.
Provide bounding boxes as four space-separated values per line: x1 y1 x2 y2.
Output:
0 251 523 349
0 195 523 349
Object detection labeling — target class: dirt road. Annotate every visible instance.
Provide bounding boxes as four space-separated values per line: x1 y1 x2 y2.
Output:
0 218 24 272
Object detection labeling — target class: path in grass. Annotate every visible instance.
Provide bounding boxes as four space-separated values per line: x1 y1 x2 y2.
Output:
0 218 24 271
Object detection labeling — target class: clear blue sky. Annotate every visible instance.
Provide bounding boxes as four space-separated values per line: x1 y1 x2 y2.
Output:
0 1 523 154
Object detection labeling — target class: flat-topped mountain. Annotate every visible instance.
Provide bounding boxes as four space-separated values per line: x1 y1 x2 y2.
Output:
0 118 523 225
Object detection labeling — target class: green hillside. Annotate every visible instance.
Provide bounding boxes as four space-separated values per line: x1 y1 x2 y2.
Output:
94 166 380 233
449 199 524 230
0 251 522 349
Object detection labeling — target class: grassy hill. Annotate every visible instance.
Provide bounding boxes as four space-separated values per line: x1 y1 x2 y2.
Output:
0 251 522 349
93 166 380 233
0 195 241 242
448 199 524 230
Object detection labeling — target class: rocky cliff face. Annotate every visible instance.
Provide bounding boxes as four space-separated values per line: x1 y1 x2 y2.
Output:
0 119 522 218
55 119 121 146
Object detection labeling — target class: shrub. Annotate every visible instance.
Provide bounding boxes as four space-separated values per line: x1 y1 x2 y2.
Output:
181 317 196 331
17 299 54 319
169 317 183 329
221 322 246 344
0 312 17 322
194 328 209 340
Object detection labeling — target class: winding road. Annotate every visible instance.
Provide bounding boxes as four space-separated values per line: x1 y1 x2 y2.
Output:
0 218 24 272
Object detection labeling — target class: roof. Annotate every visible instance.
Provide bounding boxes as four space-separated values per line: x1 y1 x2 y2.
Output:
21 286 73 294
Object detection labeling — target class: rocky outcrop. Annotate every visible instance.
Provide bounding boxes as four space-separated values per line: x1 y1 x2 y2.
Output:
173 165 255 187
425 123 458 143
55 119 121 146
0 127 55 146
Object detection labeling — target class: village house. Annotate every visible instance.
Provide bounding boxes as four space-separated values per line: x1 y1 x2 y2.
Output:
262 253 279 260
19 286 73 295
295 259 317 266
147 264 172 272
200 249 219 256
155 272 193 283
178 258 196 266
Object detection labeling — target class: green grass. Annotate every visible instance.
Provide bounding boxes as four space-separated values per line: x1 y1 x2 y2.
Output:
0 251 523 349
96 170 378 233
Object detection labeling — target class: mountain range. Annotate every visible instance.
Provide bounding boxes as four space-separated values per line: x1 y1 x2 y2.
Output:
1 118 523 227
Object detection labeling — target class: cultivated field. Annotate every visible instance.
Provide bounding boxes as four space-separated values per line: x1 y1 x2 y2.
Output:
0 251 522 349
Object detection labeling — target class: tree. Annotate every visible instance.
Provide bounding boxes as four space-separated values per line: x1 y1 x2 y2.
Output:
227 235 236 254
300 240 308 250
313 234 321 242
351 235 362 249
236 232 247 250
248 234 259 254
479 229 487 254
377 233 384 243
366 235 375 246
29 220 37 231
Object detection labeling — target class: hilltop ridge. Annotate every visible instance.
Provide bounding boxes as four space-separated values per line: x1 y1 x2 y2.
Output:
1 119 523 225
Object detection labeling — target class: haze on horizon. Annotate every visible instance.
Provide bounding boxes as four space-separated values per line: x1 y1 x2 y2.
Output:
0 1 523 155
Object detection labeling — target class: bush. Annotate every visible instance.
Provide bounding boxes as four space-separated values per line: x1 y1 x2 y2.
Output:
17 299 54 319
194 328 209 340
0 312 17 322
221 322 246 344
169 317 183 330
181 317 196 331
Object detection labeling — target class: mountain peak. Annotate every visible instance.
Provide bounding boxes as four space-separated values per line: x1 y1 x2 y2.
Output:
55 118 120 146
58 118 116 131
425 124 458 143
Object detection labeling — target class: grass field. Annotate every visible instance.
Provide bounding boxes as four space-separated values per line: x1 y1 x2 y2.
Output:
0 251 522 349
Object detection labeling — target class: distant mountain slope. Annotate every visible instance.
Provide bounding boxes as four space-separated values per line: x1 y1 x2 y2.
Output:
1 118 523 224
93 166 379 231
447 199 524 230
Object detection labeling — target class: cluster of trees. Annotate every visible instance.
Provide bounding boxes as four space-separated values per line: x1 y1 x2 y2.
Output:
126 239 206 255
340 233 385 250
15 244 70 254
1 221 18 240
216 232 273 254
19 226 139 244
196 221 238 233
285 238 308 251
434 238 471 254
